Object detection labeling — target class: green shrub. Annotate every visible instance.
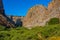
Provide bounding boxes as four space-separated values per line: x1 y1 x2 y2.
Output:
0 31 10 40
0 25 5 31
0 24 60 40
48 18 60 25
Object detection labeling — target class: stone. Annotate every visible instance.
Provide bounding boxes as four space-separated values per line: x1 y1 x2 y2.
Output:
23 5 48 28
4 0 60 29
22 0 60 28
0 0 15 28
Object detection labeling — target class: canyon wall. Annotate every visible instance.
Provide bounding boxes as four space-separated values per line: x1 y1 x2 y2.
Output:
22 0 60 28
1 0 60 28
0 0 15 28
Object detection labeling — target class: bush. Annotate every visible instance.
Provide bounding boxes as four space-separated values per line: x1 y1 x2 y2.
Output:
0 31 10 40
48 18 60 25
0 25 5 31
0 24 60 40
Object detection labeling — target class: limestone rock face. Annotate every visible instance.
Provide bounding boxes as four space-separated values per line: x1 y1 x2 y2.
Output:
0 0 15 28
48 0 60 18
23 0 60 28
23 5 48 28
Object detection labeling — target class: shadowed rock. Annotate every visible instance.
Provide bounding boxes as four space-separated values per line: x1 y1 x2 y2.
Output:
16 19 23 27
0 0 15 28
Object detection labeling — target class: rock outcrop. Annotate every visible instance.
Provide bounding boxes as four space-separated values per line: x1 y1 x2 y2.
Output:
23 0 60 28
48 0 60 18
7 0 60 29
23 5 48 28
8 16 24 26
0 0 15 28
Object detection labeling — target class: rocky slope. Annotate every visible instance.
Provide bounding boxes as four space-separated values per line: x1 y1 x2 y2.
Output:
23 5 48 28
0 0 15 28
8 16 24 26
23 0 60 28
3 0 60 28
48 0 60 18
0 14 15 28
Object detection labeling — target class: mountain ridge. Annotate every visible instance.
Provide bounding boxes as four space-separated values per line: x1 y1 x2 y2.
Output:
0 0 60 28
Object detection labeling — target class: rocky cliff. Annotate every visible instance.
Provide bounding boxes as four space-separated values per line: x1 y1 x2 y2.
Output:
8 16 24 26
48 0 60 18
23 0 60 28
5 0 60 29
23 5 48 28
0 0 15 28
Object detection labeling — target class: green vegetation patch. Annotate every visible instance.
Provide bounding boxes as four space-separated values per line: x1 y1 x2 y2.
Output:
0 24 60 40
48 18 60 25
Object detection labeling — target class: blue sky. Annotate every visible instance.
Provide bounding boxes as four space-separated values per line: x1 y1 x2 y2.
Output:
3 0 52 16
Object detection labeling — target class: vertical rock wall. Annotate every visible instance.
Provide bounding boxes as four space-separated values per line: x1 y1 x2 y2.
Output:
23 0 60 28
0 0 15 28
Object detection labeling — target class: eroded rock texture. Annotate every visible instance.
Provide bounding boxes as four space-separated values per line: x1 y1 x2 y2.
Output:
0 0 15 28
48 0 60 18
23 5 48 28
23 0 60 28
2 0 60 28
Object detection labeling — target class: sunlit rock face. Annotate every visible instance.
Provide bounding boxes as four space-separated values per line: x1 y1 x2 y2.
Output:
0 0 15 28
23 0 60 28
48 0 60 19
0 0 60 28
23 5 48 28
